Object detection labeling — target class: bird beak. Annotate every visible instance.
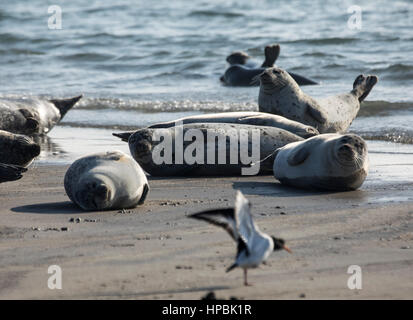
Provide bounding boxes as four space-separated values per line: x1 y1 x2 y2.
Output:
283 245 292 254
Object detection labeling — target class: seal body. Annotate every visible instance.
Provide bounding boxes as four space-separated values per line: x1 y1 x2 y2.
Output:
149 111 319 138
0 95 82 135
221 44 317 87
0 130 40 166
122 123 303 176
64 151 149 211
273 133 369 191
258 68 378 134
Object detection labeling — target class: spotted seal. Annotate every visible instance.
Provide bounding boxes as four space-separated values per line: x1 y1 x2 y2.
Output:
113 123 303 176
258 68 378 134
0 95 82 135
221 44 317 86
0 130 40 166
273 133 369 191
64 151 149 211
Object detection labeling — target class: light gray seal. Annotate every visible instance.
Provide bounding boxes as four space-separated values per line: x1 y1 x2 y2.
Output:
148 111 319 138
273 133 369 191
0 95 82 135
113 123 303 176
221 44 318 87
258 68 378 133
0 163 27 183
0 130 40 167
64 151 149 211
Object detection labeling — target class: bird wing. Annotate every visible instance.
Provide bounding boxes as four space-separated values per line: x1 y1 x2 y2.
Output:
188 208 238 241
234 191 259 252
0 163 27 183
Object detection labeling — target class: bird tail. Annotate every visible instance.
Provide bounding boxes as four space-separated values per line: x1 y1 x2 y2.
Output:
226 263 238 273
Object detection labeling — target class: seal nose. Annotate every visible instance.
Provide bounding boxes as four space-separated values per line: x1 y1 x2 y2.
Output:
338 144 355 160
95 184 108 196
339 145 352 153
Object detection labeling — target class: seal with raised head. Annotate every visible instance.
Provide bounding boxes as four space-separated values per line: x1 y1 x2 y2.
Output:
258 68 378 134
113 123 303 176
0 130 41 167
0 95 82 135
273 133 369 191
0 163 27 183
64 151 149 211
148 111 319 138
221 44 317 87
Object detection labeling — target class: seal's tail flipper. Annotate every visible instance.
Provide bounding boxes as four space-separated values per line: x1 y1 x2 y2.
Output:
0 163 27 183
261 44 280 68
353 74 379 102
138 183 150 205
287 72 318 86
50 95 83 118
112 131 133 142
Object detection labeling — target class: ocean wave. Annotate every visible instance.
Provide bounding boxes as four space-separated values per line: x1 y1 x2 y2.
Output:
76 97 258 113
188 10 244 18
369 63 413 81
361 130 413 145
57 52 116 62
359 101 413 117
283 37 359 45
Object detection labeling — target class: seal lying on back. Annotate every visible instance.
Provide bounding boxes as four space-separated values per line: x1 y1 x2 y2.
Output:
0 163 27 183
64 151 149 211
148 112 319 138
0 130 40 167
0 95 82 135
273 133 369 191
258 68 378 134
113 123 303 176
221 44 317 86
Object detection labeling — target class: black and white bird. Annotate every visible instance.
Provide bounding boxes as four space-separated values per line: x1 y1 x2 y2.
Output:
189 191 291 286
0 163 27 183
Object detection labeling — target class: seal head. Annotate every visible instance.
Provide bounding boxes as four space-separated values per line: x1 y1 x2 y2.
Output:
0 130 40 166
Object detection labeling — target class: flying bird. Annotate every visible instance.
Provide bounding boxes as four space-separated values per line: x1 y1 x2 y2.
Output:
189 191 291 286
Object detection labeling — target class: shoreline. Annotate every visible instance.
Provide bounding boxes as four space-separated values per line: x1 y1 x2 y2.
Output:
0 163 412 299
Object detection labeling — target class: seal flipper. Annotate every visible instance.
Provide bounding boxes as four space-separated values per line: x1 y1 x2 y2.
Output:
261 44 280 68
286 143 314 166
287 72 318 86
50 95 83 118
138 183 149 204
112 131 133 142
352 74 378 102
0 163 27 183
306 103 328 124
18 109 39 132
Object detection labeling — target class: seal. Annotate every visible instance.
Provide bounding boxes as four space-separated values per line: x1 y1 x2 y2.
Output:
221 44 318 86
0 163 27 183
258 68 378 134
0 130 41 167
64 150 149 211
148 111 319 138
0 95 82 135
113 123 303 176
273 133 369 191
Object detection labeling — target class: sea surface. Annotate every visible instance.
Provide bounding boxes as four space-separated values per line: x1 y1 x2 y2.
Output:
1 0 413 177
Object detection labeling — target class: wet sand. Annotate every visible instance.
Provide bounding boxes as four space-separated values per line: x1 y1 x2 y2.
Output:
1 161 412 299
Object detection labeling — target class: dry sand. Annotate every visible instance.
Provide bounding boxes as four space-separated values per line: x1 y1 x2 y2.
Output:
1 163 412 299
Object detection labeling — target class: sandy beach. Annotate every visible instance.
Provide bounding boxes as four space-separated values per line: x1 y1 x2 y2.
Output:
1 153 412 299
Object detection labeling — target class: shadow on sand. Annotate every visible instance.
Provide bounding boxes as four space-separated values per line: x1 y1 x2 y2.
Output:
90 285 231 299
232 180 362 198
11 201 84 214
